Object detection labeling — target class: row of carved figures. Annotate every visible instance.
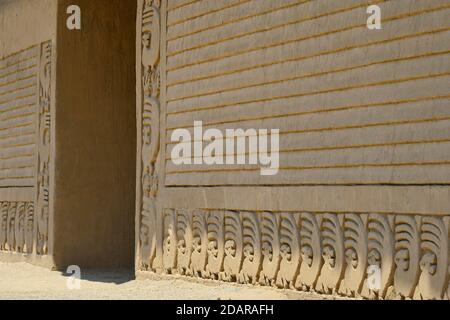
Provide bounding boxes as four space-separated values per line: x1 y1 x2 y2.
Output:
0 202 34 254
150 210 450 300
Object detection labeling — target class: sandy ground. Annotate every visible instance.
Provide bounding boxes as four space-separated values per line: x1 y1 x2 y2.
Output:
0 262 347 300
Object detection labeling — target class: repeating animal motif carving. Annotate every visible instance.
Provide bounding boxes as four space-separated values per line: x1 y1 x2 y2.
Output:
259 212 281 287
315 214 345 294
162 209 177 273
0 202 34 253
176 210 192 275
24 203 35 254
189 210 208 277
14 202 26 253
6 202 17 251
388 215 421 299
220 212 243 282
238 212 262 284
0 202 8 250
204 211 225 280
339 214 368 297
149 208 448 300
414 217 449 300
361 214 395 299
138 0 161 272
295 212 322 291
276 213 301 289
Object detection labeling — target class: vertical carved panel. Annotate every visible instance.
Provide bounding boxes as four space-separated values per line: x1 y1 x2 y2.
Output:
220 211 243 282
204 211 225 280
276 213 301 289
6 202 17 251
361 214 395 299
238 212 262 284
24 203 34 254
316 214 345 294
0 202 8 250
138 0 162 272
139 196 157 270
296 212 322 291
162 208 177 273
414 217 449 300
176 209 192 275
35 40 52 255
339 214 368 297
390 215 421 299
15 202 26 253
259 212 281 286
189 210 208 277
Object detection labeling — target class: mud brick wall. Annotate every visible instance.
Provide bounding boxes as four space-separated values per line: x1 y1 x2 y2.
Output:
0 0 57 266
0 0 136 269
136 0 450 300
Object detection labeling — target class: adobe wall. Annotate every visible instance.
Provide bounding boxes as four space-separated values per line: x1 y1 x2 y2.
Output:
0 0 137 269
53 0 137 269
136 0 450 299
0 0 57 267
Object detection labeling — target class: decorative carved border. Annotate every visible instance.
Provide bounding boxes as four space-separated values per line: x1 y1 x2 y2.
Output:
137 209 450 300
137 0 162 271
34 40 52 256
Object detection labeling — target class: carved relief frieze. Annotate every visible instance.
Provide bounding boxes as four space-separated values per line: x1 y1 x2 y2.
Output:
295 212 323 291
238 212 262 285
0 202 34 254
276 213 301 289
414 217 449 300
35 40 52 256
204 211 225 280
138 0 162 272
339 214 368 297
361 214 395 299
220 211 243 282
315 214 345 295
140 209 450 300
259 212 281 287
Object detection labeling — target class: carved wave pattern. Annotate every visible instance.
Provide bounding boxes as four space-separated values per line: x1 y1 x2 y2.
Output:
0 201 34 254
151 210 450 300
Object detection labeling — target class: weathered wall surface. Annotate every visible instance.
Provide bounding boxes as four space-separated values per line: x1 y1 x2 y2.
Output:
0 0 57 266
54 0 137 269
165 0 450 186
0 0 137 269
137 0 450 299
0 0 57 55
